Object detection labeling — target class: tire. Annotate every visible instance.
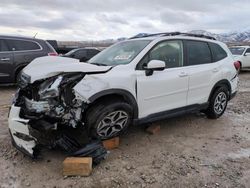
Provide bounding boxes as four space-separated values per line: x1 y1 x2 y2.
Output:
86 100 133 140
205 86 229 119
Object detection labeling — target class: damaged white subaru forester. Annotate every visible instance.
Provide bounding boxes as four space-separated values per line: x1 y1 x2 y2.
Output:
8 32 239 157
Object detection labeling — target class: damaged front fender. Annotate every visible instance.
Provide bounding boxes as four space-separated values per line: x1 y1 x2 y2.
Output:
73 75 109 103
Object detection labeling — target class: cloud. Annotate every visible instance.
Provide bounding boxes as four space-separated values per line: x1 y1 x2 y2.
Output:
0 0 249 40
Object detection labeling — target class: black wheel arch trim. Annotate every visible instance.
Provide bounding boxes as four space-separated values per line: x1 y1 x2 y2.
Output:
14 63 28 75
88 89 138 119
208 79 232 102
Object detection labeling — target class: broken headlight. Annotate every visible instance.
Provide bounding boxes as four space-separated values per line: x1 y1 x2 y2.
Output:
38 76 63 100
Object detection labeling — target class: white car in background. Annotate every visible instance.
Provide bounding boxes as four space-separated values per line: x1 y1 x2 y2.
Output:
229 46 250 70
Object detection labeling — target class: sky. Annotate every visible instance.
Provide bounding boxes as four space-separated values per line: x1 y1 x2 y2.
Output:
0 0 250 41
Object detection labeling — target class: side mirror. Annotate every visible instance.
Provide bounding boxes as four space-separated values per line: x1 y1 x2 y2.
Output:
145 60 165 76
244 52 250 56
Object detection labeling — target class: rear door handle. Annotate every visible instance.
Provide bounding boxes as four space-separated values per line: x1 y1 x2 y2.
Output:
1 58 10 61
179 72 188 77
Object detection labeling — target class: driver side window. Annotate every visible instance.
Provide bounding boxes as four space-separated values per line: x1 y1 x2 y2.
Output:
137 40 183 69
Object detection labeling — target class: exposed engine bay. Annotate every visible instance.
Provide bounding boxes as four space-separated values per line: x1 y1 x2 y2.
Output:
17 72 86 128
11 72 93 157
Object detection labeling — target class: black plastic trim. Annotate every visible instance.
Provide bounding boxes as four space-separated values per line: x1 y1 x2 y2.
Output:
134 103 208 125
229 91 237 100
208 79 232 102
88 89 138 119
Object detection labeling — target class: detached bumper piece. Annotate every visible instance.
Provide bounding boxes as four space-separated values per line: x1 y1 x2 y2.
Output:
9 105 108 163
72 140 108 165
8 105 38 157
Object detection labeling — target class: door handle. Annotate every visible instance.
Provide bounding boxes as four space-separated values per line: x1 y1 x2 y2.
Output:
1 58 10 61
212 68 219 73
179 72 188 77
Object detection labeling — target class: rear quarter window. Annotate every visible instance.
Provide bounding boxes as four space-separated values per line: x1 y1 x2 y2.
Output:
209 43 227 62
6 39 41 51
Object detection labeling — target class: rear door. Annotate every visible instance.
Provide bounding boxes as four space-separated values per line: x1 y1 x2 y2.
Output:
184 40 222 105
0 39 14 83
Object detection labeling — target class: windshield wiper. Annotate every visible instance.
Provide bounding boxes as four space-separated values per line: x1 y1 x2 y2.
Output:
90 62 108 66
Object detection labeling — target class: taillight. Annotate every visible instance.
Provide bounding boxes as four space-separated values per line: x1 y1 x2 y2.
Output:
234 61 241 71
48 52 58 56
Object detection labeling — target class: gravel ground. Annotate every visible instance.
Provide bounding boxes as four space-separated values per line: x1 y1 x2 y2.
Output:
0 72 249 188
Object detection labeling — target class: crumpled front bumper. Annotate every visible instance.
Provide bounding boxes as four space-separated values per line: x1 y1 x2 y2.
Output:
8 105 37 157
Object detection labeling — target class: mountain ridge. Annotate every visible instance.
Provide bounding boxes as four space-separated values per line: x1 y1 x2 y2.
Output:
189 30 250 43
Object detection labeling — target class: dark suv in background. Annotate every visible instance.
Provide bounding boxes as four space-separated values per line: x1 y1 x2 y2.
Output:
0 35 57 84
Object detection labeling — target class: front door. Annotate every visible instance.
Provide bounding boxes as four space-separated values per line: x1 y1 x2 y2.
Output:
136 40 188 118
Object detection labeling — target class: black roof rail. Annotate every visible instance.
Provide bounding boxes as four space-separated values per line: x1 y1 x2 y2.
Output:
130 32 216 40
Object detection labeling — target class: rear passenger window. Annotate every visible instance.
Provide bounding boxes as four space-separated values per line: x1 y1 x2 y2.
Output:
6 39 41 51
0 40 9 52
209 43 227 61
186 41 212 65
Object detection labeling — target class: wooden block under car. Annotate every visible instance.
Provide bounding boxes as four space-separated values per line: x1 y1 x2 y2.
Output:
63 157 92 176
102 137 119 150
146 124 161 135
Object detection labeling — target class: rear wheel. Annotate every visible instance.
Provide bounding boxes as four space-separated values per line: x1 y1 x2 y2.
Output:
205 86 229 119
86 100 133 140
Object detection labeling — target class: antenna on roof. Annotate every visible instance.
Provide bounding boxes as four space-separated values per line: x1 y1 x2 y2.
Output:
33 32 38 38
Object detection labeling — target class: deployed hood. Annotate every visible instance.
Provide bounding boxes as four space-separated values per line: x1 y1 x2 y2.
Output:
23 56 111 83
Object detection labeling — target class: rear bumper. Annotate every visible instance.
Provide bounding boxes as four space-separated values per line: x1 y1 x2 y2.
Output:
8 105 37 157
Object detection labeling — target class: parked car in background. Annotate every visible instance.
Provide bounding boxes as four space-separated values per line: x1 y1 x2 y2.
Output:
0 35 58 84
9 32 239 157
62 47 100 62
229 46 250 70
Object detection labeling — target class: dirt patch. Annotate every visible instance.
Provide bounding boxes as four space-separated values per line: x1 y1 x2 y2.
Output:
0 73 250 188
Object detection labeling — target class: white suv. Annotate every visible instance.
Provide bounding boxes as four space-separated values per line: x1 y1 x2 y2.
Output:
229 46 250 70
8 32 239 157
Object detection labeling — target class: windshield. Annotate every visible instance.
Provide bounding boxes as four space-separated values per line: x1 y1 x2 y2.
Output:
88 40 151 66
229 47 245 55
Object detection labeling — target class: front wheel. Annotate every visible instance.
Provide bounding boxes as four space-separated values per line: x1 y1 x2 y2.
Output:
86 101 133 140
205 86 229 119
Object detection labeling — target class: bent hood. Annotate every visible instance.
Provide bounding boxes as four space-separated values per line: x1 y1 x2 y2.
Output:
23 56 111 83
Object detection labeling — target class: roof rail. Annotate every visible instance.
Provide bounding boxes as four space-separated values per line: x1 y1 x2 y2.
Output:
130 32 216 40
